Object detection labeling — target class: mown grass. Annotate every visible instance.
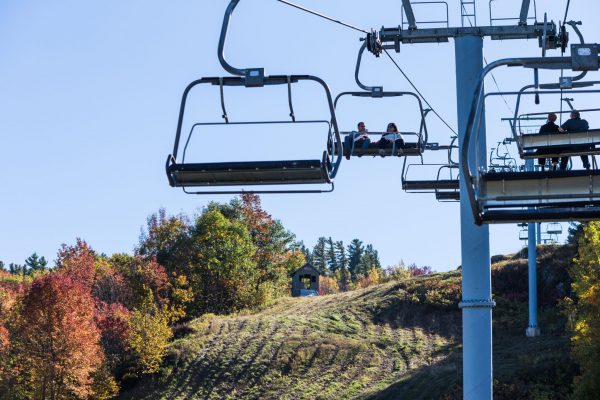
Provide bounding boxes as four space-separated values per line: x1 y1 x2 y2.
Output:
119 244 577 400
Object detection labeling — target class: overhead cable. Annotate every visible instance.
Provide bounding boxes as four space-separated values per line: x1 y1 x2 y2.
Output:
276 0 369 34
383 49 457 135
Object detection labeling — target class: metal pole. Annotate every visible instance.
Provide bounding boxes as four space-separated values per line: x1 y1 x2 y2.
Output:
456 35 493 400
527 221 540 336
525 160 541 337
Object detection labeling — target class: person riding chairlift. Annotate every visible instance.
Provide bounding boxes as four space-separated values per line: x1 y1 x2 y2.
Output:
343 121 371 160
378 122 404 156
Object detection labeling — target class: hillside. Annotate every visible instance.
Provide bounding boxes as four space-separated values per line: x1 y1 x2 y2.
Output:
120 244 578 400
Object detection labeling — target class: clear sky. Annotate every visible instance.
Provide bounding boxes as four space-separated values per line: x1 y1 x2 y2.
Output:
1 0 597 271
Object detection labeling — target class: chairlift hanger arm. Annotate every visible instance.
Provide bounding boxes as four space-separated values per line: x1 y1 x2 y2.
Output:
402 0 417 31
518 0 531 26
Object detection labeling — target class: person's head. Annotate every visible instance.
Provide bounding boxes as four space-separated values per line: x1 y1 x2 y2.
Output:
547 113 557 122
571 110 581 119
357 121 366 132
387 122 398 132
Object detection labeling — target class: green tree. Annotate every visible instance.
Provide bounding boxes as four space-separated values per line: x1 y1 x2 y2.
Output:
188 209 258 315
24 253 48 273
326 237 338 274
347 239 364 280
357 244 381 277
300 243 312 265
569 221 600 399
311 237 328 274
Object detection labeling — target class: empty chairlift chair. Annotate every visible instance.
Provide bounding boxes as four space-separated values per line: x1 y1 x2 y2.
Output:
401 136 460 201
165 0 342 194
334 42 428 159
462 49 600 223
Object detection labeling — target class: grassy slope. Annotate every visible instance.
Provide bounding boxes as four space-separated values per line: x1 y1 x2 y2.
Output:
120 244 578 400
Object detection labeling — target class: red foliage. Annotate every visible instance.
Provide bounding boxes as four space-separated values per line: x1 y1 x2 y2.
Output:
17 273 103 398
94 301 131 356
56 238 96 288
0 324 8 350
408 263 433 277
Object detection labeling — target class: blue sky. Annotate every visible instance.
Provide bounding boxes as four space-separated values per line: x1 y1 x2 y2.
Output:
1 0 597 270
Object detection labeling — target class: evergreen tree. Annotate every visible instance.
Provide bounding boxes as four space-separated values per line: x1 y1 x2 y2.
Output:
311 237 328 274
358 244 381 277
299 243 313 265
8 263 26 275
347 239 364 280
334 240 348 272
24 253 48 273
326 237 337 274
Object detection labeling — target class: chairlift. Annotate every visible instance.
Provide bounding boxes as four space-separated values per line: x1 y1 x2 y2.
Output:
401 136 460 201
333 42 428 159
462 49 600 223
166 0 342 194
518 226 529 241
488 139 518 172
545 221 563 235
510 85 600 161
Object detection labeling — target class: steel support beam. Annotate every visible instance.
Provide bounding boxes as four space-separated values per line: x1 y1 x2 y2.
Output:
378 23 552 44
456 36 493 400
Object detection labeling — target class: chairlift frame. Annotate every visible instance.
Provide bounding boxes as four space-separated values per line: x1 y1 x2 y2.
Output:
401 136 460 201
462 51 600 224
166 0 342 194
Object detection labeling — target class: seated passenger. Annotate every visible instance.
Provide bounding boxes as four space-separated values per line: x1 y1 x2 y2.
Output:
537 112 560 171
558 110 591 170
343 121 371 160
378 122 404 156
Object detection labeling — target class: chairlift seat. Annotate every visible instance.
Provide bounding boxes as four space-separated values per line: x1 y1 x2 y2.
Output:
435 191 460 201
519 129 600 158
402 179 459 191
167 158 330 187
342 140 422 158
481 169 600 207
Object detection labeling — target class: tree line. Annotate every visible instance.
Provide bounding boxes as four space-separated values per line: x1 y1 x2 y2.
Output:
0 193 430 399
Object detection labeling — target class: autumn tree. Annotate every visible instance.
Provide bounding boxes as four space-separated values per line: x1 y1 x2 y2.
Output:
136 208 191 275
14 273 103 399
569 221 600 399
126 289 172 375
56 239 96 288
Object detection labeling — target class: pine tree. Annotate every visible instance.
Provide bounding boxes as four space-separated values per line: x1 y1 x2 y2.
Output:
311 237 328 274
299 243 313 265
24 253 48 273
326 237 337 274
347 239 364 280
358 244 381 277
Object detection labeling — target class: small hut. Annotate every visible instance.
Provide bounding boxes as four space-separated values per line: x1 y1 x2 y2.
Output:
291 263 320 297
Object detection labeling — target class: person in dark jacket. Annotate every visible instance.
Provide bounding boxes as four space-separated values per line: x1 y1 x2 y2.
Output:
537 112 560 171
559 110 591 170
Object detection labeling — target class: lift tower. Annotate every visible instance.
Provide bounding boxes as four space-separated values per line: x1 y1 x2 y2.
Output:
365 1 564 398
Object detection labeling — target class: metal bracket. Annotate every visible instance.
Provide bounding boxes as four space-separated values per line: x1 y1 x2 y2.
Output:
459 299 496 309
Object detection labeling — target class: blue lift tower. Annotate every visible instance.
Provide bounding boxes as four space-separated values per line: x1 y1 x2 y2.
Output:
366 1 565 398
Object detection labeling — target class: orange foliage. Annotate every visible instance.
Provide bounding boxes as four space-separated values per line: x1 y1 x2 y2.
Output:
318 276 340 295
16 273 103 399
